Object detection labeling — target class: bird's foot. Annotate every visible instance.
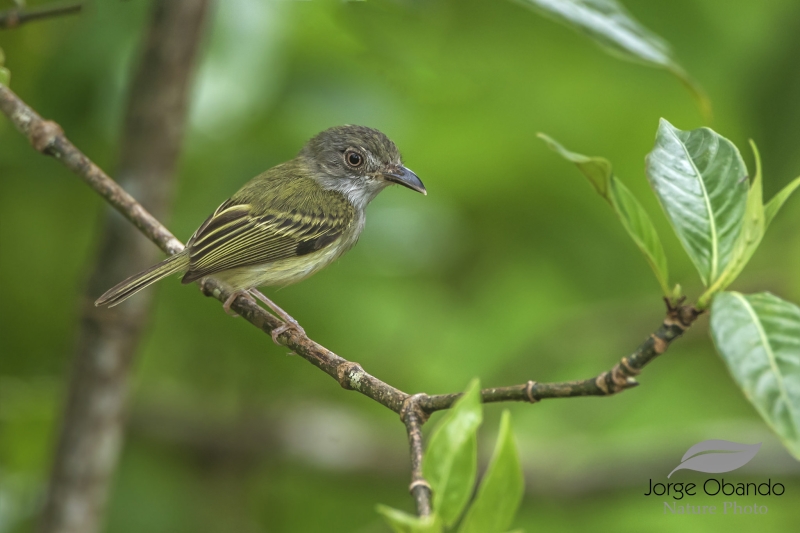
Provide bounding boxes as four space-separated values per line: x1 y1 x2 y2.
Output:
222 290 255 317
269 321 306 345
248 289 306 344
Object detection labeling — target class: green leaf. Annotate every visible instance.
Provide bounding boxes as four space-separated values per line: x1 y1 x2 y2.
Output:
516 0 710 119
710 292 800 459
609 178 671 296
764 175 800 229
438 434 478 527
698 141 765 308
376 506 443 533
423 380 482 527
0 48 9 86
458 411 524 533
645 119 749 287
538 133 611 199
539 133 670 295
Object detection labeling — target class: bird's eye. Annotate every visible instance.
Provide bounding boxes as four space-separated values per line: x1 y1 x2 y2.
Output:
345 150 363 168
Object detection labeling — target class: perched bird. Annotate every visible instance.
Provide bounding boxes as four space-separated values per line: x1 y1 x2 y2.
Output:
95 125 426 340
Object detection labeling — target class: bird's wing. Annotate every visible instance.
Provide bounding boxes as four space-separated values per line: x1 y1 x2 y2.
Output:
181 189 355 283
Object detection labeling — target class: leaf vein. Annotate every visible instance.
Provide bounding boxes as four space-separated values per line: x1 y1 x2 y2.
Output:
732 292 797 431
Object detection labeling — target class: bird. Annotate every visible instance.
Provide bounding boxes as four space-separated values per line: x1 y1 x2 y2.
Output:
95 125 426 341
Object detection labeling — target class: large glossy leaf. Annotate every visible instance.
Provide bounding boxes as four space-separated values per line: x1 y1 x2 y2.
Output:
423 380 482 527
376 506 442 533
539 133 670 295
711 292 800 459
458 411 524 533
645 119 748 286
764 175 800 229
516 0 709 118
698 142 765 308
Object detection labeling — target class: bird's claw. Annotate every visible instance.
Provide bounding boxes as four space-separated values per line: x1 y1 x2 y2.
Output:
224 288 305 344
271 320 306 345
222 290 254 317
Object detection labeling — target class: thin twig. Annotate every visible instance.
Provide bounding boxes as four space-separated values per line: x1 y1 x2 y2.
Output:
420 298 701 412
0 83 701 519
198 280 411 413
401 394 433 516
0 2 82 30
0 91 183 254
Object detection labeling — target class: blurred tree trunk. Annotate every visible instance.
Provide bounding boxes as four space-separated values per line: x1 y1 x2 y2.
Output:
38 2 210 533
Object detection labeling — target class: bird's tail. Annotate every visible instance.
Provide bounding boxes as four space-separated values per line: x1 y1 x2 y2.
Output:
95 252 190 308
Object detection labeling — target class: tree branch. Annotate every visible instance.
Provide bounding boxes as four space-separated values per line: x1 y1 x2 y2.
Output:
1 79 699 520
0 96 183 254
419 298 701 412
0 2 82 30
198 279 412 412
401 394 433 516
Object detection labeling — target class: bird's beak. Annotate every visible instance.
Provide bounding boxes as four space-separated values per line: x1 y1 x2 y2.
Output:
383 166 427 195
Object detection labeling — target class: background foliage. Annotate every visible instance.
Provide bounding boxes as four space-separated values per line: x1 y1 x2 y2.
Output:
1 0 799 531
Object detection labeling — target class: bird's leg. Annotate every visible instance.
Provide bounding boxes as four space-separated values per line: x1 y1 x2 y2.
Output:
248 289 306 343
222 290 255 317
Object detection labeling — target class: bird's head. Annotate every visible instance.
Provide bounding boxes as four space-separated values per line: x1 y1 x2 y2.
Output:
301 125 426 208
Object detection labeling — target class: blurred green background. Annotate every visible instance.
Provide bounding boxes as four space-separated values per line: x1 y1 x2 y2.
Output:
1 0 799 531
